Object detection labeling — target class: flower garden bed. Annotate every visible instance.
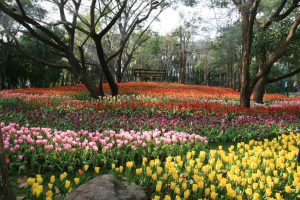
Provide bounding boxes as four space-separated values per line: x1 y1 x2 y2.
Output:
0 82 299 199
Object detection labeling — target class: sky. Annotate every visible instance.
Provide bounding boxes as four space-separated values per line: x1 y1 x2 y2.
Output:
150 2 238 40
42 1 238 41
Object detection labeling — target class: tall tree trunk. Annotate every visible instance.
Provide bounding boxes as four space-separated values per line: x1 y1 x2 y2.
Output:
178 26 185 84
0 129 16 200
240 11 252 108
94 38 118 96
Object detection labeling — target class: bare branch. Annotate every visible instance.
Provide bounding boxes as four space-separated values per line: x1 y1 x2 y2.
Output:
97 0 128 38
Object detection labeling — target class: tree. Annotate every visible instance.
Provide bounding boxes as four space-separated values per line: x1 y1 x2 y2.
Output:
173 14 201 84
231 0 300 107
251 1 300 103
106 0 168 83
0 0 143 97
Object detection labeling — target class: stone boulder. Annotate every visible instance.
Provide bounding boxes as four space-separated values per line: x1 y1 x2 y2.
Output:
65 174 147 200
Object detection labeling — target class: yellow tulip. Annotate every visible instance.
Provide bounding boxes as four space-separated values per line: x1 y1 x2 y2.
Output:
205 188 210 196
119 166 123 173
226 188 236 198
74 177 80 185
163 173 168 180
36 175 43 184
252 183 258 190
174 187 180 195
27 177 35 186
197 180 204 189
152 173 157 181
48 183 53 189
208 172 215 182
136 168 143 175
245 188 252 196
157 167 163 174
285 185 292 193
183 189 190 199
84 164 89 171
126 161 134 169
192 184 198 192
46 190 53 198
236 195 243 200
65 180 71 189
275 192 282 200
164 195 171 200
181 182 187 190
60 172 67 181
211 184 216 192
156 181 162 192
210 191 217 200
146 167 152 176
50 175 55 184
35 185 43 198
94 167 100 174
266 188 272 197
170 182 176 190
153 195 160 200
220 178 227 187
253 192 260 200
149 160 155 168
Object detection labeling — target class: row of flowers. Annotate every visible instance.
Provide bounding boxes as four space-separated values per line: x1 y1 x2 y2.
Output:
1 106 297 142
2 82 299 101
24 131 300 199
2 122 207 173
2 90 300 115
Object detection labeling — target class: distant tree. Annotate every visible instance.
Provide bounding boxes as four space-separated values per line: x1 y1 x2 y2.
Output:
105 0 168 83
173 14 201 84
19 33 64 87
0 0 146 97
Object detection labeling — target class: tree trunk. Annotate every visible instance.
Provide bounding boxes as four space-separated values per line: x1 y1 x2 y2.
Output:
0 64 6 90
178 26 185 84
0 129 16 200
253 74 267 104
67 55 104 98
116 53 123 83
252 44 267 104
239 11 252 108
94 38 118 96
98 68 104 98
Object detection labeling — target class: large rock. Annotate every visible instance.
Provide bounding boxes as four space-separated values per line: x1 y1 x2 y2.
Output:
65 174 147 200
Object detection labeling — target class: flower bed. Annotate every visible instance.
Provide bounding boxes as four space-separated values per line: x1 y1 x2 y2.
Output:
24 132 300 199
1 82 299 199
2 122 207 174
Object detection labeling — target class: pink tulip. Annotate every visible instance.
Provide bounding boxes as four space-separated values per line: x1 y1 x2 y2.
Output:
18 155 24 160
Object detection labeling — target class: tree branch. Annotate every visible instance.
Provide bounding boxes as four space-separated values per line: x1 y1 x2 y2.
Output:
260 0 287 29
268 15 300 67
267 67 300 84
97 0 128 38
